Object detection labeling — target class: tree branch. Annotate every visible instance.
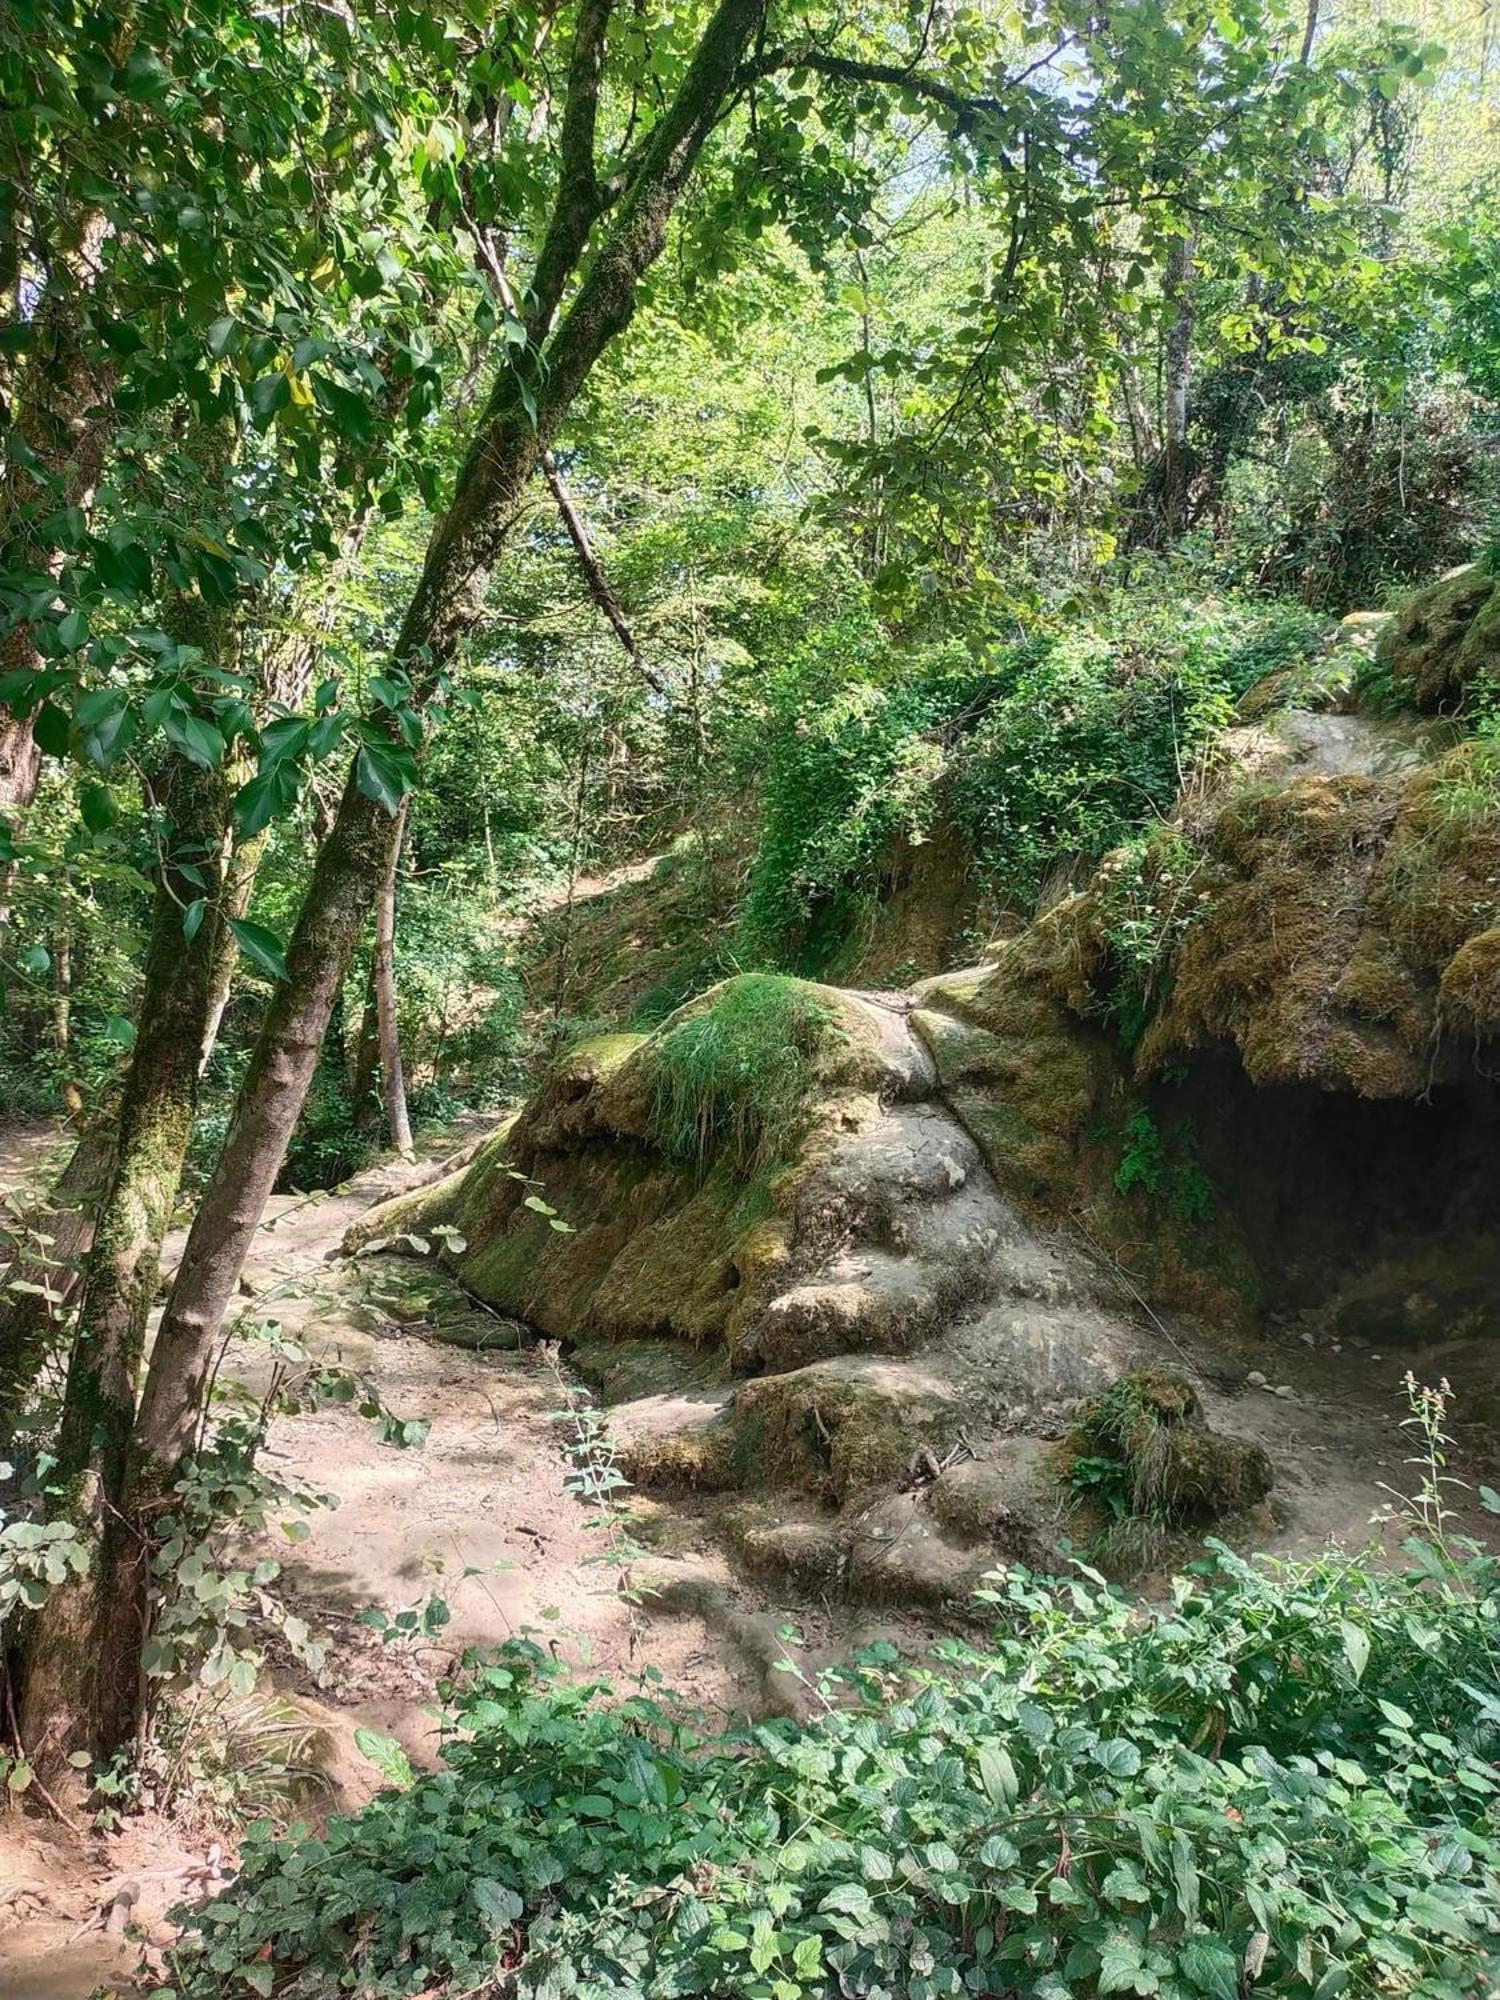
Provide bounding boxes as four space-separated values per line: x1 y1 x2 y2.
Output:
541 455 662 690
464 216 660 691
525 0 617 339
736 45 1015 138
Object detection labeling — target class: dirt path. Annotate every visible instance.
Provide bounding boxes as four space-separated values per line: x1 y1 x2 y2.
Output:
0 1124 937 1999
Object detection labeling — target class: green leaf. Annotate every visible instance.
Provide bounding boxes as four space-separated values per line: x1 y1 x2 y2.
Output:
57 608 90 651
355 741 412 814
183 897 208 943
1339 1619 1370 1682
228 917 289 982
353 1727 416 1790
33 702 70 758
313 373 374 443
233 761 300 839
1095 1738 1142 1779
250 372 291 422
79 782 118 832
472 1878 523 1930
1178 1938 1239 2000
978 1742 1019 1806
165 708 227 769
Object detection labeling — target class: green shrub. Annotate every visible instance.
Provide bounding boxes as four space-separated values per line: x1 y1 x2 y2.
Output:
167 1520 1500 2000
647 973 836 1173
1111 1108 1215 1222
737 624 973 970
739 590 1326 969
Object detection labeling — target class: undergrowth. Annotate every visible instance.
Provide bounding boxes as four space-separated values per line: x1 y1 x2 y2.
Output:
738 591 1325 970
164 1405 1500 1999
647 974 837 1174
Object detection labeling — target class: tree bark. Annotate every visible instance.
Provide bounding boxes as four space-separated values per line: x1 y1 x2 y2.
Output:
0 1120 117 1435
196 825 264 1076
51 918 72 1055
350 964 381 1133
375 799 413 1155
0 208 116 812
1158 228 1197 542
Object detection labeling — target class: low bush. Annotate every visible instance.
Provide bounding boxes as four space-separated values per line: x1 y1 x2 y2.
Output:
166 1486 1500 2000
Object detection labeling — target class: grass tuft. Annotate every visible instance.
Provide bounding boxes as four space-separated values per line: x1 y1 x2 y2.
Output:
648 974 837 1174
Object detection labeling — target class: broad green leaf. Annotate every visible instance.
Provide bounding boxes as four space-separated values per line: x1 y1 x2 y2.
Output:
355 741 412 814
354 1727 416 1790
228 917 289 981
978 1742 1019 1806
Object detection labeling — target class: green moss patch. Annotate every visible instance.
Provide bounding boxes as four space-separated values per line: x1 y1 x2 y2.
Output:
1366 565 1500 715
645 973 841 1174
1065 1369 1272 1524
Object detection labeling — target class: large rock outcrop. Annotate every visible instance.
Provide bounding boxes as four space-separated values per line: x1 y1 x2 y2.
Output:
351 575 1500 1603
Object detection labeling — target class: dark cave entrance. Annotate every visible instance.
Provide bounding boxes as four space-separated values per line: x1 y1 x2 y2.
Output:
1162 1057 1500 1346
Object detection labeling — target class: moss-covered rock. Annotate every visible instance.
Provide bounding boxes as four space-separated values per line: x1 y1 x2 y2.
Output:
724 1357 965 1505
912 902 1117 1201
1066 1369 1273 1523
1372 565 1500 714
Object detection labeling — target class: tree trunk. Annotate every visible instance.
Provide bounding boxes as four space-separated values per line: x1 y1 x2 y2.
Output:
19 752 228 1770
133 760 401 1493
197 826 264 1075
51 919 72 1055
0 208 117 813
0 1120 117 1435
350 964 381 1133
375 799 413 1155
1158 228 1197 542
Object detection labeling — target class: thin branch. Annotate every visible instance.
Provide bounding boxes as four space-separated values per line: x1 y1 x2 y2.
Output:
737 46 1017 138
541 456 661 691
465 217 660 691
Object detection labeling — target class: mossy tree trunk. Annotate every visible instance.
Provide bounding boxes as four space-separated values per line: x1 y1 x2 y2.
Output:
20 704 231 1776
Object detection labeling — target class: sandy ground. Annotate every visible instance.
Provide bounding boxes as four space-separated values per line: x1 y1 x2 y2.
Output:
2 1111 1498 1999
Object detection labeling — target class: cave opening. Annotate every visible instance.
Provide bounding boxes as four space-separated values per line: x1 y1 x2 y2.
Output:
1164 1057 1500 1346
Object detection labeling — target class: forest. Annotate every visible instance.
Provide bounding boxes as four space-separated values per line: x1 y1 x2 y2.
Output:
2 0 1500 1994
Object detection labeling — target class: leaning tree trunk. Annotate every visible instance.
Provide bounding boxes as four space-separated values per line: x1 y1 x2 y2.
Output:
132 0 768 1481
375 798 413 1155
109 0 769 1764
19 749 228 1770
